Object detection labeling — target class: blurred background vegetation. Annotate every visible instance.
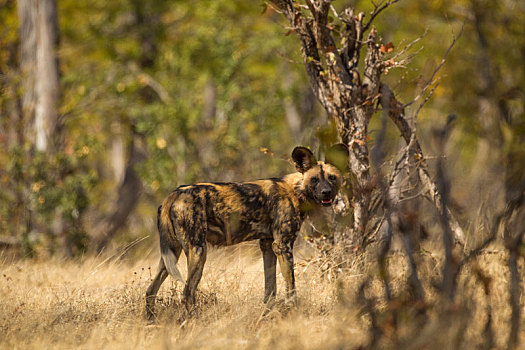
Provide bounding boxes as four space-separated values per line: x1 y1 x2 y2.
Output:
0 0 523 258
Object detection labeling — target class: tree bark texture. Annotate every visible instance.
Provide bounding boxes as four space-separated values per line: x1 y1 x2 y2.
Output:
17 0 37 137
18 0 62 151
18 0 63 152
35 0 61 152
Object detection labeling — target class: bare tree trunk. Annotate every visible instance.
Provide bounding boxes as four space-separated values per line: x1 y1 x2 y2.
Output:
18 0 62 151
284 101 302 143
14 0 37 252
34 0 61 152
196 79 217 177
17 0 67 254
111 122 126 184
269 1 378 239
34 0 70 255
96 132 145 253
18 0 37 127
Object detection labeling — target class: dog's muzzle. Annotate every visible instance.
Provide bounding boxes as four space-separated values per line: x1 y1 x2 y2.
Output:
320 197 334 206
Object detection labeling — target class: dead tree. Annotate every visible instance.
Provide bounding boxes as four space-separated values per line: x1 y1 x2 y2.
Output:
269 0 465 246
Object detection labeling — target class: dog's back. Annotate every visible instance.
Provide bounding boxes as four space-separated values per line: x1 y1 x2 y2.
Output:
159 177 302 249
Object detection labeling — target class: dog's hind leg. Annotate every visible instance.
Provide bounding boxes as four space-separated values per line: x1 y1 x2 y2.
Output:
259 238 277 303
145 258 169 322
146 239 183 321
183 243 207 311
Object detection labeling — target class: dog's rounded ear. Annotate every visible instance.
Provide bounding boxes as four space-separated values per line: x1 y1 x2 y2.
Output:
325 143 349 172
292 146 317 173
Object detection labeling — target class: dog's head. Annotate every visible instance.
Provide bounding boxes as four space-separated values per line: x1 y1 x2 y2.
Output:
292 144 348 207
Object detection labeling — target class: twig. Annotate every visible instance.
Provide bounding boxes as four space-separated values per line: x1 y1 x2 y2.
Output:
363 0 401 33
412 82 440 124
408 24 463 111
391 28 428 61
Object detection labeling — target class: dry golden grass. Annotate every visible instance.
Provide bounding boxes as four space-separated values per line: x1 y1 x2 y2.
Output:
0 238 523 349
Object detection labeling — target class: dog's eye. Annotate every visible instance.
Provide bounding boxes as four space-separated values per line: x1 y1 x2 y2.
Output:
310 177 319 184
328 174 337 181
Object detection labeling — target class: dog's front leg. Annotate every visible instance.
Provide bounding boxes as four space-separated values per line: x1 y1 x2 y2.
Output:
259 238 277 303
272 237 297 304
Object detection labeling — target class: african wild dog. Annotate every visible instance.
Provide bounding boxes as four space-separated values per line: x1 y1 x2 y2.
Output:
145 145 348 320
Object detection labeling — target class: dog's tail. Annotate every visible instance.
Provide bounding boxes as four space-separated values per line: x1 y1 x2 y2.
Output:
157 201 185 284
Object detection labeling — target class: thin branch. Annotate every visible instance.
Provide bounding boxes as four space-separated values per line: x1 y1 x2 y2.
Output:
413 82 440 123
329 4 340 20
363 0 400 33
408 25 463 111
128 63 172 104
380 83 467 248
391 28 428 61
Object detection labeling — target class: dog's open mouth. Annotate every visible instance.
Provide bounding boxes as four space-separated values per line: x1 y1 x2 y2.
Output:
321 199 333 206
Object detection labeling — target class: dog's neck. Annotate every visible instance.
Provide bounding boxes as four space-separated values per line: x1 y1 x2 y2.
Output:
282 172 324 216
282 172 307 204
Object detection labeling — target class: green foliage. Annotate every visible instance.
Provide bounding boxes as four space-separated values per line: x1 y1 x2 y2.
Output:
368 0 524 158
3 0 312 255
1 144 97 255
58 0 304 192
